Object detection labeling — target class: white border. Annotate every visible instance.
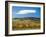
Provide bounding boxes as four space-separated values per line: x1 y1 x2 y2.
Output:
8 3 43 34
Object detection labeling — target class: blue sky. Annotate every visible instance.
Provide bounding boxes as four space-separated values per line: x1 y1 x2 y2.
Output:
12 6 40 18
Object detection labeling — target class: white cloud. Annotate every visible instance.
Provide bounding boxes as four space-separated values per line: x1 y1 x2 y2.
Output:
16 10 36 14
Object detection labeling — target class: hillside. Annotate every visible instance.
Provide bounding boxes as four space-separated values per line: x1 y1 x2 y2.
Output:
13 17 40 21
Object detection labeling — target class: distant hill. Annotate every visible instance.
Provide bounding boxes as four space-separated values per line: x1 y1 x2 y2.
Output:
13 17 40 21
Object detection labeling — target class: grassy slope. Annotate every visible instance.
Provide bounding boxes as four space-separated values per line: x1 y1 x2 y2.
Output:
12 18 40 30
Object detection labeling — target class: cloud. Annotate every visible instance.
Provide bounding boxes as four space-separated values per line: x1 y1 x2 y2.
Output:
16 10 36 14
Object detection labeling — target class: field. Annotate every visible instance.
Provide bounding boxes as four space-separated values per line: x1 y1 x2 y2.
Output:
12 17 40 30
